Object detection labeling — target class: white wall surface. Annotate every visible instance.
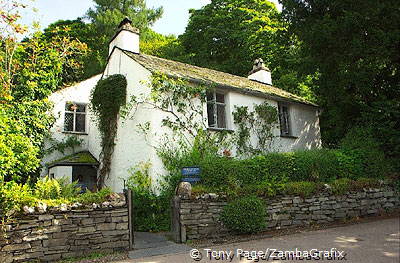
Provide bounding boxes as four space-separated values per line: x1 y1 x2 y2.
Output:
48 166 73 183
103 49 156 192
43 48 321 193
41 75 102 177
109 30 140 55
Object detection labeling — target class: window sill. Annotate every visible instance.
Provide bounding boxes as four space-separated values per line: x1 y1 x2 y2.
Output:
62 131 88 135
207 127 234 133
280 134 298 139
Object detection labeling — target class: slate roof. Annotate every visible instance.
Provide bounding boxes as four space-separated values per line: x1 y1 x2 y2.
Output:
48 151 99 168
122 49 317 107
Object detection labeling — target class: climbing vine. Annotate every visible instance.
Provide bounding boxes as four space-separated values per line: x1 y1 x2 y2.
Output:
45 136 83 155
91 74 127 188
233 102 278 155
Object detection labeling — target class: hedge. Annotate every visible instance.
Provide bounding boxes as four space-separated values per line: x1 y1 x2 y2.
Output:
186 149 391 188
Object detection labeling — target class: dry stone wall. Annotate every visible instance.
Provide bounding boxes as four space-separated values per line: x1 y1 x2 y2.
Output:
178 187 399 241
0 207 129 262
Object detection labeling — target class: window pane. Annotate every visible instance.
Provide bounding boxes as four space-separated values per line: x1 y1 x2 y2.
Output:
75 114 86 132
64 113 74 131
216 93 225 103
65 103 75 111
206 92 214 102
279 105 290 135
76 104 86 113
207 103 215 127
217 104 226 128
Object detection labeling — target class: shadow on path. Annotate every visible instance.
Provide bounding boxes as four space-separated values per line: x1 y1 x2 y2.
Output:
129 232 192 259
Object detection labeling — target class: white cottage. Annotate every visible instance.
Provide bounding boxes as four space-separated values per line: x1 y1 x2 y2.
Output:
42 18 321 192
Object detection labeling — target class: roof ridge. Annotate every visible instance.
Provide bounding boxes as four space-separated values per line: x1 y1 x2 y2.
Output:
119 49 317 107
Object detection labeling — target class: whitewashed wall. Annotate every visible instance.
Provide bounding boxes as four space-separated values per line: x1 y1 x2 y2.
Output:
41 75 102 177
103 49 156 192
43 49 321 193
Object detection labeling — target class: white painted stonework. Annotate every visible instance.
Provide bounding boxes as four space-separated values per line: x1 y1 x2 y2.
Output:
248 69 272 85
42 23 322 193
109 30 140 55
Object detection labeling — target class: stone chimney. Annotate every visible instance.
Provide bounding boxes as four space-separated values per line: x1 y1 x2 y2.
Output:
109 17 140 55
248 58 272 85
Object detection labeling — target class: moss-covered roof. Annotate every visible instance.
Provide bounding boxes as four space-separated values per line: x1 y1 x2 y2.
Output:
123 50 317 107
48 151 99 167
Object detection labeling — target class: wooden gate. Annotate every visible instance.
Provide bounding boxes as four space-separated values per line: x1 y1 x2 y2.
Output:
125 189 134 249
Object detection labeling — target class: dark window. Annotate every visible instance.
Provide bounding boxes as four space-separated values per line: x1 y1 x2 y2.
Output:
206 91 227 129
278 103 291 136
64 103 87 133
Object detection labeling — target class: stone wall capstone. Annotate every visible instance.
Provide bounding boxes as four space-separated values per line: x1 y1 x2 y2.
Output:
0 206 129 262
177 187 399 241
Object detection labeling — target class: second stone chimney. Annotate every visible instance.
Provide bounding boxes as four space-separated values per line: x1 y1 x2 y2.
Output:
248 58 272 85
109 17 140 55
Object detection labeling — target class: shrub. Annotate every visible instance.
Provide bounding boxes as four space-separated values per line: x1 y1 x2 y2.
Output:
126 162 173 232
351 177 381 190
0 180 35 215
34 176 61 200
330 178 352 195
340 127 392 178
292 149 339 182
57 177 81 199
74 188 112 204
283 181 322 198
220 196 266 234
0 176 112 217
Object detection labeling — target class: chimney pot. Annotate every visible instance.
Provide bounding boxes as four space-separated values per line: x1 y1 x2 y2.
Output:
248 58 272 85
109 18 140 55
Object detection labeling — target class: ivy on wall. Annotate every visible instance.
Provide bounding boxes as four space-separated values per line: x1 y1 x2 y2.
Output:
45 136 83 155
233 102 279 156
127 72 278 158
91 74 127 188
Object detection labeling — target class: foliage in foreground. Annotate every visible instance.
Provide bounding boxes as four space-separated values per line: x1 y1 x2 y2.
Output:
0 176 111 217
220 196 267 234
126 162 180 232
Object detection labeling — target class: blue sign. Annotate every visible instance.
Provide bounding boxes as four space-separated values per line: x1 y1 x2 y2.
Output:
181 167 201 184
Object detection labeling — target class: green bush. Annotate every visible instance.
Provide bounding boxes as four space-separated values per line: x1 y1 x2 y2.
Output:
340 127 392 178
126 162 174 232
292 149 339 182
220 196 266 234
75 188 112 204
0 180 36 215
34 176 62 200
0 176 112 217
283 181 323 198
351 177 381 190
330 178 352 195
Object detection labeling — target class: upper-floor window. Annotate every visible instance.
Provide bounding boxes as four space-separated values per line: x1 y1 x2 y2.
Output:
278 103 291 136
64 103 87 133
206 91 226 129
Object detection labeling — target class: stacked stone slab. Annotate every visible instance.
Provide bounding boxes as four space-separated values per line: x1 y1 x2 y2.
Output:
0 207 129 262
178 187 399 241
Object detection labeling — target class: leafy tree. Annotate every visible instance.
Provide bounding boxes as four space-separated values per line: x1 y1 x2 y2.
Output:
0 1 87 182
280 0 400 158
140 29 189 62
14 30 88 101
179 0 315 99
83 0 163 75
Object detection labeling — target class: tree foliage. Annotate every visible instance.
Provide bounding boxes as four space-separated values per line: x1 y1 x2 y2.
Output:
83 0 163 76
0 1 87 183
280 0 400 158
179 0 315 99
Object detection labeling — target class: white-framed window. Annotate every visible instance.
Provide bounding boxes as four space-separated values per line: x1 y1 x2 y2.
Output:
64 102 87 133
278 103 291 136
206 90 227 129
